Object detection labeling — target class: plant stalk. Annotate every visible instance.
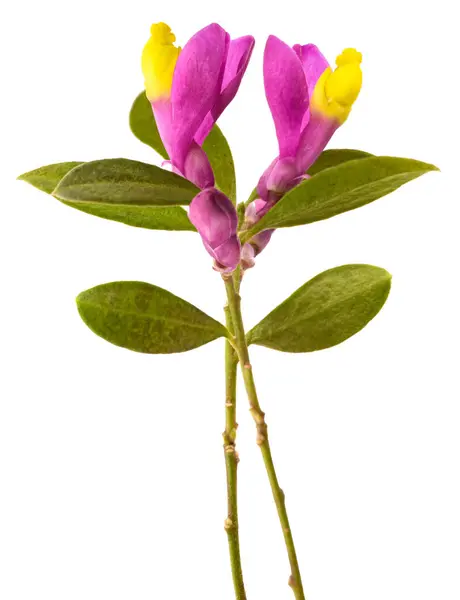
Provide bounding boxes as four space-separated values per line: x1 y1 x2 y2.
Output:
224 275 305 600
223 297 247 600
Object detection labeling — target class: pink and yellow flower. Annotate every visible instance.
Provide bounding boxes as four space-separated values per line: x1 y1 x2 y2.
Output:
247 36 363 256
142 22 254 271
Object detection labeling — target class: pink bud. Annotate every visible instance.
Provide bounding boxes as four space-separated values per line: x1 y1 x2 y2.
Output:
189 188 241 272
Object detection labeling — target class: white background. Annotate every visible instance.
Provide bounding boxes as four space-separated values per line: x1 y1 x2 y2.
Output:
1 1 459 598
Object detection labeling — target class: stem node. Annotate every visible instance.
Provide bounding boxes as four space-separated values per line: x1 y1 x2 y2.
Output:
224 518 234 531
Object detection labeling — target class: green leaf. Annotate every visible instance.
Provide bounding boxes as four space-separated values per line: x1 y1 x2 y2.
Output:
129 91 236 202
245 156 438 235
19 160 194 231
202 125 236 203
54 158 199 207
247 264 391 352
63 202 195 231
18 162 83 194
243 148 373 206
307 148 373 176
129 92 168 160
245 186 259 206
77 281 228 354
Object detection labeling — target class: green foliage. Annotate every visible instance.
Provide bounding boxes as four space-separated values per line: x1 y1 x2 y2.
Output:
65 203 194 231
77 281 229 354
306 149 373 176
53 158 198 206
129 91 236 201
18 161 195 231
18 162 83 193
202 126 237 203
246 156 438 235
247 264 392 352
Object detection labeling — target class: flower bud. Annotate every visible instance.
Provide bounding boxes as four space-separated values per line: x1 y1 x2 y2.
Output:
189 188 241 272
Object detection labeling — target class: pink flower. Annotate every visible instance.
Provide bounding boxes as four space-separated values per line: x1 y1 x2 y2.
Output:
142 23 255 271
247 36 362 257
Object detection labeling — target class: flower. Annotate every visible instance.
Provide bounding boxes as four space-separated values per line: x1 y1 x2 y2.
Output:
142 23 254 272
142 22 254 190
245 36 362 257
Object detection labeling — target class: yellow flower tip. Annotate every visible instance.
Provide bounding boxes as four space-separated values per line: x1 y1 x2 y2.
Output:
142 22 181 103
150 22 176 45
311 47 363 124
335 48 362 67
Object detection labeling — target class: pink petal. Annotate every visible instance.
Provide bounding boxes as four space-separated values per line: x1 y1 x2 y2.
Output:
151 99 173 158
293 43 330 99
266 157 298 193
189 188 240 270
264 35 308 158
211 235 242 272
171 24 229 171
251 229 275 255
241 243 256 270
183 142 215 189
295 113 338 173
256 158 277 202
195 35 255 145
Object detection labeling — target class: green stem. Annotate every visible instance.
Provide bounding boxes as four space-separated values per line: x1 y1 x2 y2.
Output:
223 297 247 600
224 275 306 600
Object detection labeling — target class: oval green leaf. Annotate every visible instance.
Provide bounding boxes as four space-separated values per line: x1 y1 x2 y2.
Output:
129 91 236 202
54 158 199 206
247 264 392 352
18 161 195 231
246 156 438 235
77 281 229 354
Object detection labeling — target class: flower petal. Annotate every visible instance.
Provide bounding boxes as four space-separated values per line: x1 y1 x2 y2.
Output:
150 99 173 157
171 24 229 170
189 188 240 270
256 158 277 202
251 229 275 255
293 44 330 99
195 35 255 145
183 142 215 189
241 243 256 270
266 157 298 193
211 235 242 272
264 35 308 158
295 113 338 173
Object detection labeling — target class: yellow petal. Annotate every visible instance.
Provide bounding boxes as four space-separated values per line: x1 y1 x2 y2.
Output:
311 47 362 124
142 23 181 102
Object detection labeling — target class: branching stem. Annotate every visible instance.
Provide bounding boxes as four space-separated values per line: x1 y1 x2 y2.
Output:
224 275 305 600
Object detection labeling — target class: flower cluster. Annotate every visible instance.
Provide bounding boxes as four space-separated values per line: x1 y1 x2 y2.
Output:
142 22 362 272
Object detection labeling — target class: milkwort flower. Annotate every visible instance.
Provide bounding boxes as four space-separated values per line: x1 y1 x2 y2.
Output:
245 36 363 256
142 22 254 271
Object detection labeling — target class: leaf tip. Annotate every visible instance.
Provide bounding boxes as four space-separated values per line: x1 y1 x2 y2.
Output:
419 160 440 173
16 169 36 185
75 291 86 313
